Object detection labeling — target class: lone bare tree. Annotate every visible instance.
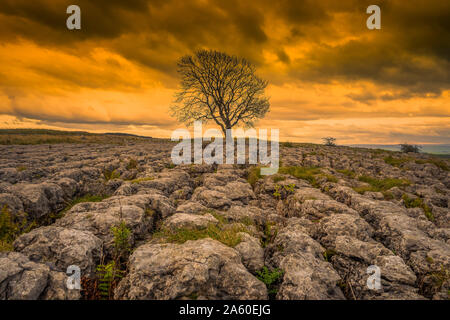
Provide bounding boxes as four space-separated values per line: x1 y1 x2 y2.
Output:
171 50 270 135
322 137 337 146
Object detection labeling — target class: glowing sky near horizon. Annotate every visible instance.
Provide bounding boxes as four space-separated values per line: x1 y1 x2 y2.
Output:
0 0 449 144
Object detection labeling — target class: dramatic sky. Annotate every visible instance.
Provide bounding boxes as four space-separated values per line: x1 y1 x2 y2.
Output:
0 0 449 143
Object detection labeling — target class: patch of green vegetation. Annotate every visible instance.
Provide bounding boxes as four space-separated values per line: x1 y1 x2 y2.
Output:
322 174 338 183
336 280 347 291
187 292 198 300
336 169 356 178
0 129 153 145
247 166 262 187
96 261 124 300
273 185 282 199
415 159 449 171
273 183 296 200
111 221 132 261
154 223 248 247
322 249 337 262
255 266 284 298
281 141 294 148
384 156 412 167
0 206 35 252
165 163 176 169
208 210 227 225
430 265 450 291
353 175 410 194
284 183 296 193
126 158 138 170
102 168 120 181
62 194 108 213
382 191 394 200
402 194 434 222
16 165 27 172
261 222 278 248
272 175 286 183
130 176 154 184
145 209 155 217
239 216 254 226
36 211 65 226
278 166 321 186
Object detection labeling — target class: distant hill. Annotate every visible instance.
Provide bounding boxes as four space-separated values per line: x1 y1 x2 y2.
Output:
0 128 160 145
348 144 450 157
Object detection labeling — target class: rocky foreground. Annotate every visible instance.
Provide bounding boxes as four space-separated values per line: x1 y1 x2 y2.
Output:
0 141 449 300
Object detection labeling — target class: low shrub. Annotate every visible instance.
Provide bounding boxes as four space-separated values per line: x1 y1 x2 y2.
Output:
255 266 284 298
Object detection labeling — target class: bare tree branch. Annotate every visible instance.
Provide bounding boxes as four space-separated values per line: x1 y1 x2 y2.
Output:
170 50 270 135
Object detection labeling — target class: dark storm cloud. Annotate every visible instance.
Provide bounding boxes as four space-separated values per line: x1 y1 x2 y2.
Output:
0 0 448 98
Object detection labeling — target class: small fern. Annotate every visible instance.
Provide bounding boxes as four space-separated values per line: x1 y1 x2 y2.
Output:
96 261 124 299
111 221 131 262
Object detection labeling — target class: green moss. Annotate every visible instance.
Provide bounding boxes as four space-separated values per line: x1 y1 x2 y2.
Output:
0 206 35 252
187 292 198 300
281 141 294 148
272 175 286 183
0 240 13 252
208 210 227 225
336 169 356 178
239 216 254 226
353 176 410 194
126 158 138 170
322 174 338 183
278 166 321 185
382 191 394 200
261 222 278 248
430 265 450 290
130 176 154 184
154 223 248 247
384 156 412 167
247 166 262 187
323 249 337 262
102 168 120 181
255 266 284 298
402 194 434 222
16 165 27 172
415 159 449 171
62 194 108 213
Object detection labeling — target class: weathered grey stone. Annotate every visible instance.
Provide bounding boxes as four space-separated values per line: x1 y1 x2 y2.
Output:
13 226 102 277
115 239 267 300
0 252 80 300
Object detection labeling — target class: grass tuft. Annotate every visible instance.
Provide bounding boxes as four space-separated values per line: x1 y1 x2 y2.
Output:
402 194 434 222
353 175 410 194
247 167 262 187
255 266 284 298
415 159 449 171
278 166 321 185
154 223 249 247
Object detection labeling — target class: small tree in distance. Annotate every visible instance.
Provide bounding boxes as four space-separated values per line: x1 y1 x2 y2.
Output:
322 137 337 146
171 50 270 136
400 143 421 153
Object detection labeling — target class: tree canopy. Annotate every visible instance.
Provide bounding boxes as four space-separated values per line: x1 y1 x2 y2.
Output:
171 50 270 134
